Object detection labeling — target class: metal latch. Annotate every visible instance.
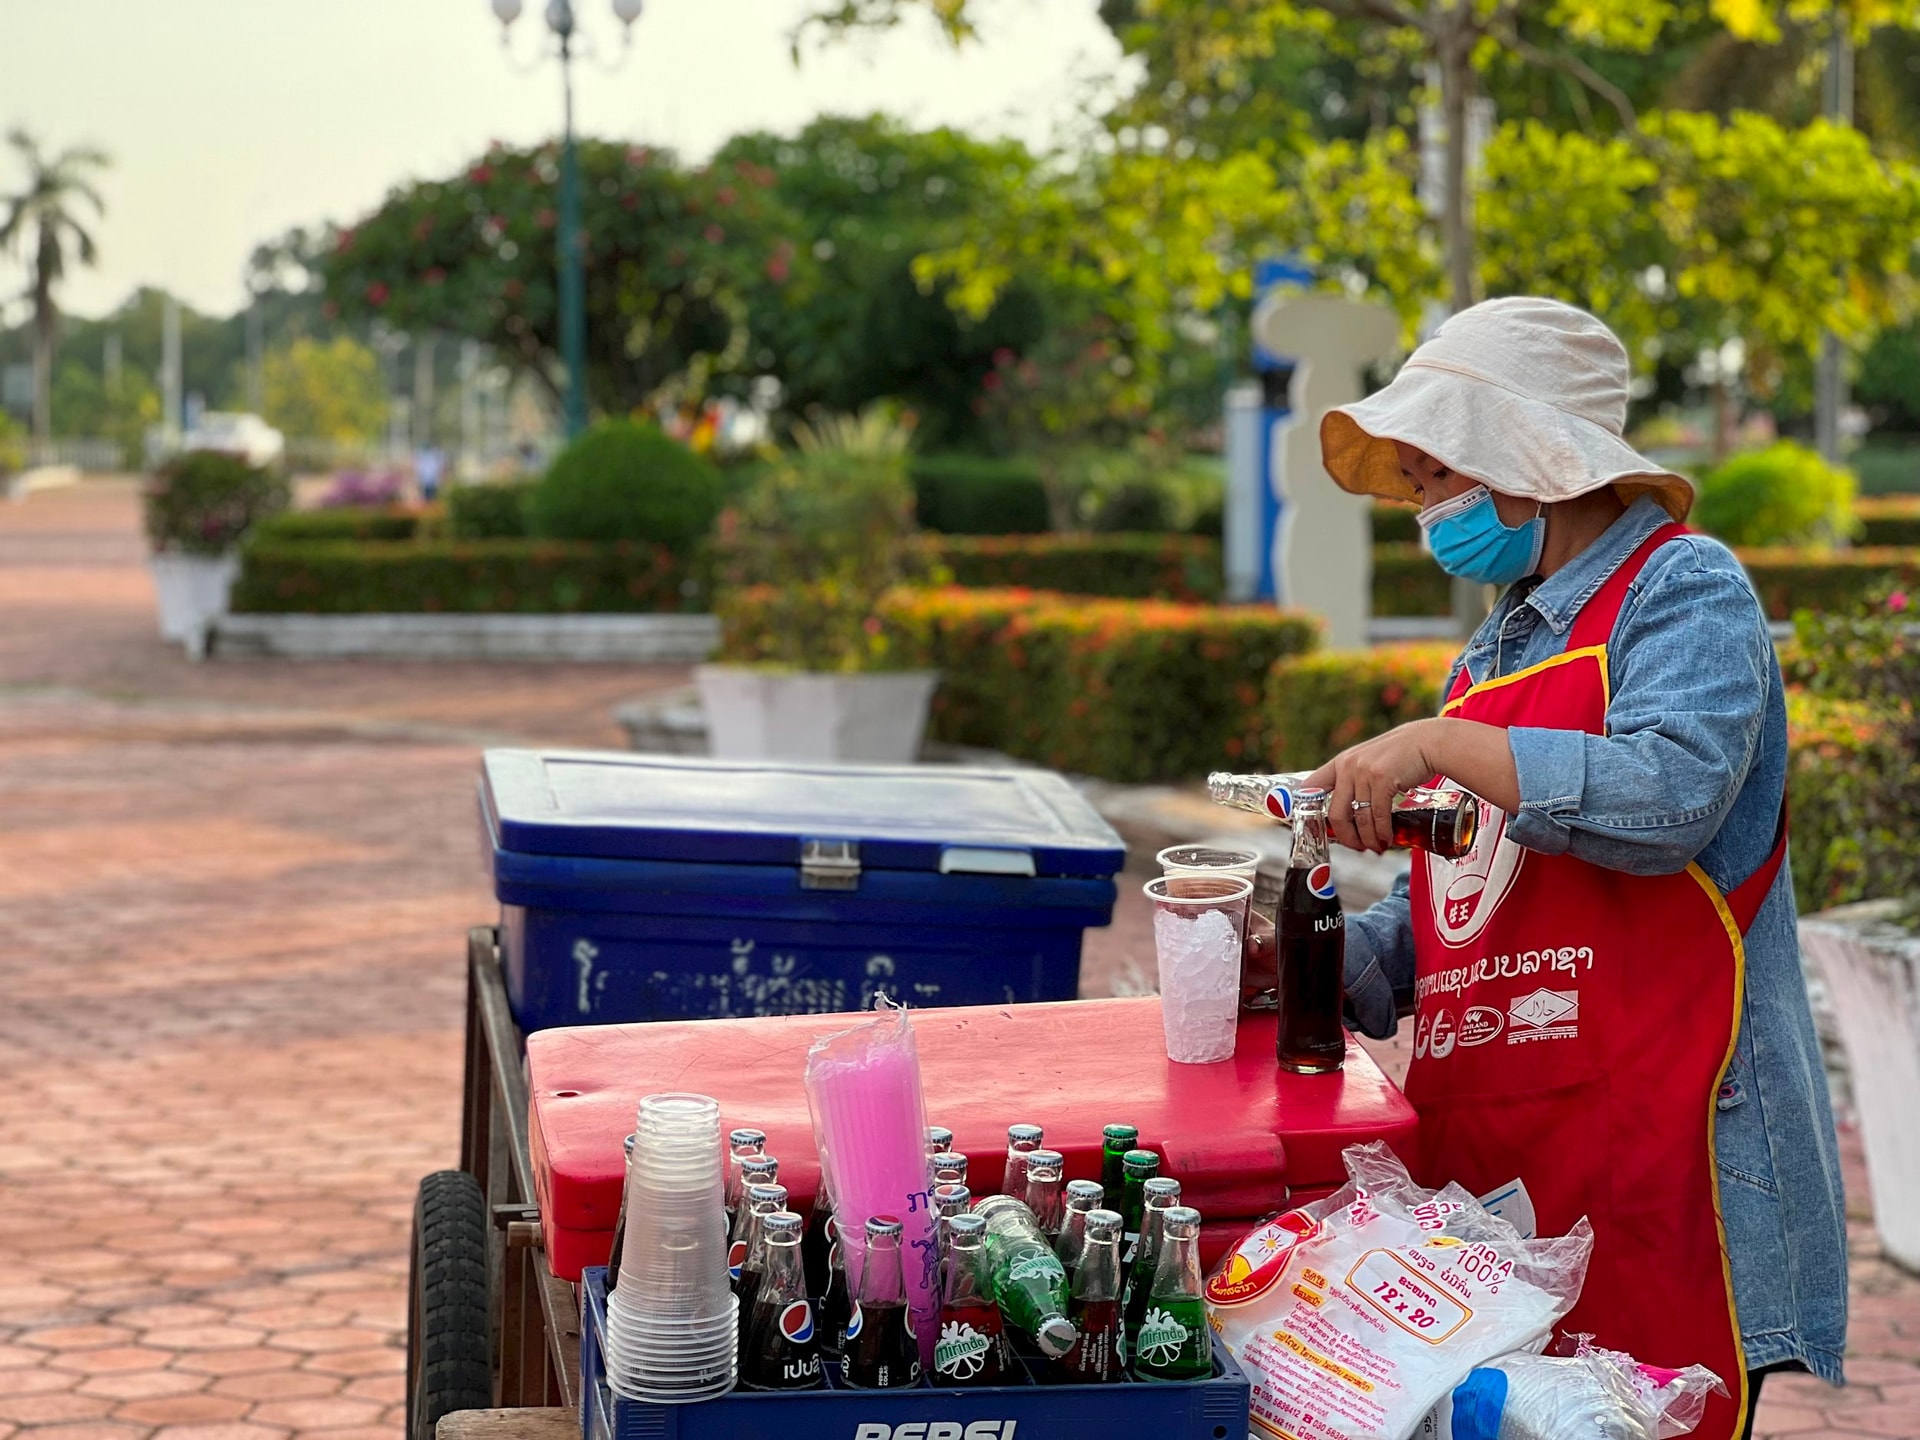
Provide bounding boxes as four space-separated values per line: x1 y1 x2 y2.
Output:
801 839 861 891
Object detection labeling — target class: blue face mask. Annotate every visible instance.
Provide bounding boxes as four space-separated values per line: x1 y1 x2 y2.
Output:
1418 485 1546 586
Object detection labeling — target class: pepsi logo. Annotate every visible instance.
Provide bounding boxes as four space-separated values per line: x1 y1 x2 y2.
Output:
844 1302 863 1340
1265 784 1294 820
727 1241 746 1280
779 1300 814 1343
1308 863 1336 900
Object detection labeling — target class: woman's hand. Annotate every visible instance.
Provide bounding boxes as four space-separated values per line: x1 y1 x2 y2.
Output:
1306 717 1523 852
1305 719 1446 853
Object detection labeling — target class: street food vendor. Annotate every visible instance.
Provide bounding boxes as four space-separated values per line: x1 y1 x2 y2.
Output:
1305 297 1847 1440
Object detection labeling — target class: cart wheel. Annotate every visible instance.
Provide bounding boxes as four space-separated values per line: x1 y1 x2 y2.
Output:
407 1171 493 1440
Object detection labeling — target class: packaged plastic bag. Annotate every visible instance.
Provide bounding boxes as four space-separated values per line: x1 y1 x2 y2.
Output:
804 997 939 1369
1414 1339 1727 1440
1206 1142 1592 1440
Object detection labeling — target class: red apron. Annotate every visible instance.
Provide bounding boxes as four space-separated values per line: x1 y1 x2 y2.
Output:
1406 524 1785 1440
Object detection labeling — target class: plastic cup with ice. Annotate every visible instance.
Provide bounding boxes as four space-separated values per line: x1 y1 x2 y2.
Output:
1145 874 1250 1064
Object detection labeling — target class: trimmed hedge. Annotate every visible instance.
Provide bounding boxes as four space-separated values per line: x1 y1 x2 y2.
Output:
448 482 532 539
1371 502 1422 545
925 534 1223 603
1857 495 1920 546
250 507 426 544
910 454 1050 535
230 539 694 615
1263 644 1460 769
862 587 1320 783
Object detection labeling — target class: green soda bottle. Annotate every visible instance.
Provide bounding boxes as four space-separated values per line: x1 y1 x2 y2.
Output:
972 1194 1077 1360
1117 1149 1160 1265
1122 1176 1181 1353
1131 1207 1212 1382
1099 1124 1138 1209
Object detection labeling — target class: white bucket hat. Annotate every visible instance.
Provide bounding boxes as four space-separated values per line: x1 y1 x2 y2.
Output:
1320 296 1695 521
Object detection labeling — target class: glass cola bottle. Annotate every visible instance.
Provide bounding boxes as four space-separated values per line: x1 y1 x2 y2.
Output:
740 1212 823 1391
1002 1123 1043 1198
931 1213 1006 1387
605 1133 636 1289
1276 787 1346 1074
731 1182 786 1350
1062 1209 1126 1383
841 1216 921 1389
930 1151 968 1186
1055 1179 1104 1272
723 1127 768 1225
1021 1149 1066 1237
801 1173 834 1301
1131 1207 1212 1382
1208 770 1479 859
815 1208 852 1360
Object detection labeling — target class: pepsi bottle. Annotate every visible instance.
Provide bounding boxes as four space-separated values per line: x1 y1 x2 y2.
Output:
815 1209 853 1360
741 1212 823 1391
801 1174 835 1300
1276 787 1346 1074
841 1216 921 1389
731 1182 786 1350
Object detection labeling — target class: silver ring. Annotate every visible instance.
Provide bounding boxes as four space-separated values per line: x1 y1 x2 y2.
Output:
1351 800 1373 811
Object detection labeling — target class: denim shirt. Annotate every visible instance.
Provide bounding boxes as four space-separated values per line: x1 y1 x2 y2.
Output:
1344 497 1848 1383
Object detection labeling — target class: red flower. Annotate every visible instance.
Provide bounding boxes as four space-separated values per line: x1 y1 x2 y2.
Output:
535 208 557 229
467 164 493 185
716 186 737 207
627 145 651 168
366 281 390 307
425 267 447 286
334 227 356 255
766 251 791 284
992 347 1016 368
621 193 639 211
1890 590 1911 613
704 224 726 244
982 372 1002 392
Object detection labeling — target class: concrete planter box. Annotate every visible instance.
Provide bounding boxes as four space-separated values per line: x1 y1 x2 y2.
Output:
695 665 940 763
1800 900 1920 1272
149 552 240 654
209 612 720 663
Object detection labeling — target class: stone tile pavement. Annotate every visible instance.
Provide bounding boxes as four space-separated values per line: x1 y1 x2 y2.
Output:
0 481 1914 1440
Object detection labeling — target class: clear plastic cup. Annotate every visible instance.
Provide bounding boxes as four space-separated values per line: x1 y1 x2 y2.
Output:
1156 843 1262 881
1144 874 1251 1065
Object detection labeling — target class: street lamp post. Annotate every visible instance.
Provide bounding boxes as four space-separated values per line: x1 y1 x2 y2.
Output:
491 0 642 441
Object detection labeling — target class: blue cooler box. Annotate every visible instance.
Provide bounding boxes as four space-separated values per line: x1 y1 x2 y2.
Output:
481 750 1126 1031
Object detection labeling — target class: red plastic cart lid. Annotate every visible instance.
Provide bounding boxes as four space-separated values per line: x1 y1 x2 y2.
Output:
528 998 1418 1280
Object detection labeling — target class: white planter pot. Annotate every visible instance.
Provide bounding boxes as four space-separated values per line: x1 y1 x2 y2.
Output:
1800 901 1920 1272
148 551 240 650
695 665 940 764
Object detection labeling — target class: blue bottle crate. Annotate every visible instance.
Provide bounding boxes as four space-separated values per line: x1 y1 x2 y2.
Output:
580 1268 1251 1440
482 750 1126 1032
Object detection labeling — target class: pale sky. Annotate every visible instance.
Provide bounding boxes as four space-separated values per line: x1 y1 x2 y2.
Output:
0 0 1123 321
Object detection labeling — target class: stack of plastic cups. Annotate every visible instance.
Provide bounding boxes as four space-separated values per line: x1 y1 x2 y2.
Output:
603 1093 737 1403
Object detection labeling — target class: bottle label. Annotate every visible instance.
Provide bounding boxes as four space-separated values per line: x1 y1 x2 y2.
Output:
843 1302 863 1342
1135 1307 1192 1367
1308 862 1337 900
728 1241 746 1280
933 1321 992 1379
778 1300 814 1343
1006 1254 1061 1284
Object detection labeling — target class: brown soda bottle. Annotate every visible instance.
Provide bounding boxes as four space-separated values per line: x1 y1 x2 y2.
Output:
1208 770 1479 859
815 1208 853 1360
1021 1149 1066 1237
1276 788 1346 1074
1062 1209 1126 1383
931 1213 1006 1387
723 1127 768 1226
731 1182 787 1350
1002 1124 1043 1198
740 1212 823 1391
1054 1179 1104 1272
841 1216 922 1389
801 1171 834 1300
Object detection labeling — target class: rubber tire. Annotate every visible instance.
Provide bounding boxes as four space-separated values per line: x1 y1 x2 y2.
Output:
407 1170 493 1440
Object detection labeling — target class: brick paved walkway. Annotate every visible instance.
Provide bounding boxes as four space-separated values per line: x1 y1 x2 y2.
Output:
0 482 1914 1440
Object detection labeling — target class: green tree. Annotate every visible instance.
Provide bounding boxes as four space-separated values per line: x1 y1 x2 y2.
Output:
260 336 388 443
51 360 158 467
321 140 795 420
712 115 1048 446
0 128 109 440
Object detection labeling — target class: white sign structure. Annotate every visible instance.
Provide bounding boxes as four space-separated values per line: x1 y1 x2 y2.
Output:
1251 293 1401 649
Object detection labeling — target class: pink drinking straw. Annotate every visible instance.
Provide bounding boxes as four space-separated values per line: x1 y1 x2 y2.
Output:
804 998 939 1369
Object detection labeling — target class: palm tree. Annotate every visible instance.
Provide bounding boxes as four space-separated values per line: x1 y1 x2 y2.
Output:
0 130 109 442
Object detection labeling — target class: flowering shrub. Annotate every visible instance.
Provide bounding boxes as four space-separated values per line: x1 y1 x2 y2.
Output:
876 586 1320 782
318 469 406 509
1261 644 1461 769
143 452 289 557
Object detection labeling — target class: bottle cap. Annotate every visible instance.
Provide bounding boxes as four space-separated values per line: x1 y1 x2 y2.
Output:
1008 1123 1044 1147
1143 1177 1182 1204
933 1183 972 1212
1122 1149 1161 1176
1084 1209 1122 1239
926 1125 954 1152
1036 1316 1078 1358
746 1183 786 1210
1295 786 1330 802
740 1155 779 1181
866 1214 903 1239
945 1213 986 1242
1065 1180 1104 1207
728 1127 767 1150
622 1132 637 1156
1102 1123 1138 1144
762 1212 803 1240
1023 1148 1064 1173
1161 1206 1202 1237
930 1151 968 1174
